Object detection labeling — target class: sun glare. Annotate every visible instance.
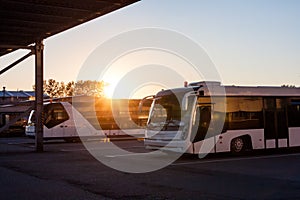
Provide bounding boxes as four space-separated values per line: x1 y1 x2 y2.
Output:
102 78 165 99
102 79 118 98
100 47 202 99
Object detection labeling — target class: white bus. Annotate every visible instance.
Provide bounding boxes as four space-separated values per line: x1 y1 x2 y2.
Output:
25 97 151 141
143 81 300 154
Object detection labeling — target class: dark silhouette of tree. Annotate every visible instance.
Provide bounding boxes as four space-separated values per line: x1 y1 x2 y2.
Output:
281 84 296 88
45 79 60 97
65 81 74 97
74 80 107 97
33 79 106 98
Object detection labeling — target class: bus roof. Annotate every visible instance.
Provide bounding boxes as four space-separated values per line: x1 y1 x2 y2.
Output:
192 81 300 97
157 81 300 97
224 85 300 96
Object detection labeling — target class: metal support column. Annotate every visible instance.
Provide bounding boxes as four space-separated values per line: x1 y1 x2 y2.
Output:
35 40 44 152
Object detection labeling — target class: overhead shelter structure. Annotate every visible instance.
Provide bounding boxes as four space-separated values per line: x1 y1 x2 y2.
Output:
0 0 139 151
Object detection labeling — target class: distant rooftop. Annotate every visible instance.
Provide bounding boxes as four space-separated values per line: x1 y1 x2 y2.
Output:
0 90 48 98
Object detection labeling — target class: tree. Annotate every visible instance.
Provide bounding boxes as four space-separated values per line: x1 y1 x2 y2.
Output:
33 79 106 98
45 79 60 97
74 80 107 97
65 81 74 97
281 84 296 88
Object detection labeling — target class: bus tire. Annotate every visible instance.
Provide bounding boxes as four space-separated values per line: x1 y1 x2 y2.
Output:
231 136 252 154
231 137 245 154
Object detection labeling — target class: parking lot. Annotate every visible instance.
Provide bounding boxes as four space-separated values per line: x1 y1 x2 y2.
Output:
1 137 300 199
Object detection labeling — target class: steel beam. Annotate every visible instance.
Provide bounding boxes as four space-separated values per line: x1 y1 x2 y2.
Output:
0 45 33 49
34 40 44 152
0 51 33 75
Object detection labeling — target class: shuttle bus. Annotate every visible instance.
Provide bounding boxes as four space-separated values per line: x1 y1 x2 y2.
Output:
25 97 151 141
142 81 300 154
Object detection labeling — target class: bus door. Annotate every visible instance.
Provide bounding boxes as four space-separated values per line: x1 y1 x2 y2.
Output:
287 100 300 147
191 104 217 154
191 105 211 142
264 98 288 148
61 105 77 137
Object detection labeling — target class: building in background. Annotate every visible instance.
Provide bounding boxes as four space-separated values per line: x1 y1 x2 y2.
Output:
0 90 34 104
0 89 49 135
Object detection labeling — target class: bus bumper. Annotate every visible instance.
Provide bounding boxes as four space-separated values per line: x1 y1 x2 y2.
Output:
144 138 187 153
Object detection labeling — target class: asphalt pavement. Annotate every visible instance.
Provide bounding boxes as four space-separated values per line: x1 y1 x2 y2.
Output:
1 137 300 200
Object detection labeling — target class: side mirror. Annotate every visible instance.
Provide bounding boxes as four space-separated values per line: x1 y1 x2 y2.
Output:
182 96 189 111
182 91 198 110
139 95 155 112
181 85 204 111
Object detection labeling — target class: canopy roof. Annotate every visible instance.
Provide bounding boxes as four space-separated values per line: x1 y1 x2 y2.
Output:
0 0 139 56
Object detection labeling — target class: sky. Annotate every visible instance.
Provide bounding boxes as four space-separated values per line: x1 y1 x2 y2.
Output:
0 0 300 98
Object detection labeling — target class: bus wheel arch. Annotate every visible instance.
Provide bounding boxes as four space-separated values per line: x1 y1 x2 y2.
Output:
230 135 252 154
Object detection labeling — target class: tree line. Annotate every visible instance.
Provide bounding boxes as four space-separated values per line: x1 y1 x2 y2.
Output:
33 79 107 98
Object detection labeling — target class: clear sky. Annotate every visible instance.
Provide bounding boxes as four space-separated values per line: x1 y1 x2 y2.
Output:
0 0 300 98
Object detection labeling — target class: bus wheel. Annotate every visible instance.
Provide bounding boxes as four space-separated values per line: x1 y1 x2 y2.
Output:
231 137 245 153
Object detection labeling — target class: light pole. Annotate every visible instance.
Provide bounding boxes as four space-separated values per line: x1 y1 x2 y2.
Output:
2 86 5 101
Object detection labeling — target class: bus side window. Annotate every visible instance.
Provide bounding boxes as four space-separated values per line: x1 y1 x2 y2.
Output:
44 104 69 129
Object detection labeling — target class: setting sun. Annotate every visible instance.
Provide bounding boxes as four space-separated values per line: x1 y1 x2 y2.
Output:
102 78 118 98
102 78 166 99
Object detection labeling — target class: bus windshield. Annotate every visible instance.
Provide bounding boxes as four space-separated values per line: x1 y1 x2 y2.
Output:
147 92 195 131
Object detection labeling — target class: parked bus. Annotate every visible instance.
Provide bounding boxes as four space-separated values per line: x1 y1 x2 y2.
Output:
25 97 151 140
142 81 300 154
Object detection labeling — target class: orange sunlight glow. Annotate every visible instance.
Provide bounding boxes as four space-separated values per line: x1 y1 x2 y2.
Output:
102 78 118 98
102 79 166 99
100 48 202 99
